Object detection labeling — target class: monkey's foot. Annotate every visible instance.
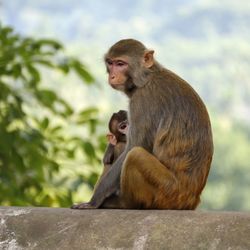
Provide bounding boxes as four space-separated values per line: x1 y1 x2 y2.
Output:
71 202 96 209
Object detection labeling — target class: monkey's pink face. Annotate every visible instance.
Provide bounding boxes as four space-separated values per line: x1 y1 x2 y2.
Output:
105 57 129 89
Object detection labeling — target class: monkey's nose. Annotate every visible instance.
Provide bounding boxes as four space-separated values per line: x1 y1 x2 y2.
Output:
109 75 115 83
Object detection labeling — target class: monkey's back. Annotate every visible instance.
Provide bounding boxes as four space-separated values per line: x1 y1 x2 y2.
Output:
155 69 213 208
131 68 213 200
158 69 212 153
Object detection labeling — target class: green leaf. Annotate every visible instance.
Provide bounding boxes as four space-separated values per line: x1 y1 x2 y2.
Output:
0 26 13 37
35 39 63 50
49 161 60 172
32 59 55 68
12 64 22 79
37 89 57 108
26 64 41 84
58 60 70 74
40 117 49 130
97 135 107 152
0 81 11 99
79 107 99 117
82 141 96 159
12 151 26 173
40 195 54 206
50 125 63 133
71 59 94 84
77 107 99 124
57 99 74 117
67 149 75 159
87 172 99 189
54 176 69 187
70 176 84 191
88 119 98 134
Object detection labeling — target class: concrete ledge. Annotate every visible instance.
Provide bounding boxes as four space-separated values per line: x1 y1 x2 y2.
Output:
0 207 249 250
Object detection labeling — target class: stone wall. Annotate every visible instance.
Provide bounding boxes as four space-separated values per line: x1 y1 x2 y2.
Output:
0 207 249 250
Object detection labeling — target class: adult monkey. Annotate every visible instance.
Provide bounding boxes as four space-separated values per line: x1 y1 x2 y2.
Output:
72 39 213 210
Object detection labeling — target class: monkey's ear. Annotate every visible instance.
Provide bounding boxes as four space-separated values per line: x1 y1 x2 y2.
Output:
143 50 154 68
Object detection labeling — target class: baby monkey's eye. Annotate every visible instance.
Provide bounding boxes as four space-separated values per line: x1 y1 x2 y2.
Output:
118 120 128 130
120 124 127 129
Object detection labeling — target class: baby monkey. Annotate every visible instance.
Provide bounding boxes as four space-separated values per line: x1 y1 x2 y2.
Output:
94 110 128 194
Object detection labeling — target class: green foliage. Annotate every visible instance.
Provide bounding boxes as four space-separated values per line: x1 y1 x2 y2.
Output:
200 116 250 211
0 24 104 207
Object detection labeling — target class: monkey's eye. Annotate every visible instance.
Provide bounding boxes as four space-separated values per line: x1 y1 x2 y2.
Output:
119 121 128 130
120 124 127 129
116 61 127 67
106 60 113 66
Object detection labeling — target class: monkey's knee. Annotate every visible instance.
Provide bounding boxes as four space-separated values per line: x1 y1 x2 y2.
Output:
129 146 148 155
121 147 156 208
125 146 149 165
121 147 144 181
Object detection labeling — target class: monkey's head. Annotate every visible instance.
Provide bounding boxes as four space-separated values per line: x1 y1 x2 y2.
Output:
104 39 155 94
107 110 128 145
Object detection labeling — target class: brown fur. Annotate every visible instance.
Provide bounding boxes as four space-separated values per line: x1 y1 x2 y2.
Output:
94 110 127 205
71 39 213 210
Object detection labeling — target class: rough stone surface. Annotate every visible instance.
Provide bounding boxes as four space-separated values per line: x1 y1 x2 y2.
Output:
0 207 249 250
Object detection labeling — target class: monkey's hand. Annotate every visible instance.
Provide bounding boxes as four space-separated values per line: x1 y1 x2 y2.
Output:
71 202 96 209
106 132 117 145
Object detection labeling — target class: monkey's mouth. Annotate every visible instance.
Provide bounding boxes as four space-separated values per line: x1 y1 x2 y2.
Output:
110 83 125 91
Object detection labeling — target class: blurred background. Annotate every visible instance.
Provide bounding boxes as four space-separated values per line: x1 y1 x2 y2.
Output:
0 0 249 210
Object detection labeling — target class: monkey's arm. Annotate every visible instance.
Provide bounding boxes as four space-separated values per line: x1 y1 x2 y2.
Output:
71 151 127 209
92 144 115 193
103 143 115 165
89 150 127 207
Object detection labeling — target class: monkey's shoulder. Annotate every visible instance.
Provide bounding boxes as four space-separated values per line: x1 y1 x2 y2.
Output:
153 68 195 92
152 68 207 109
